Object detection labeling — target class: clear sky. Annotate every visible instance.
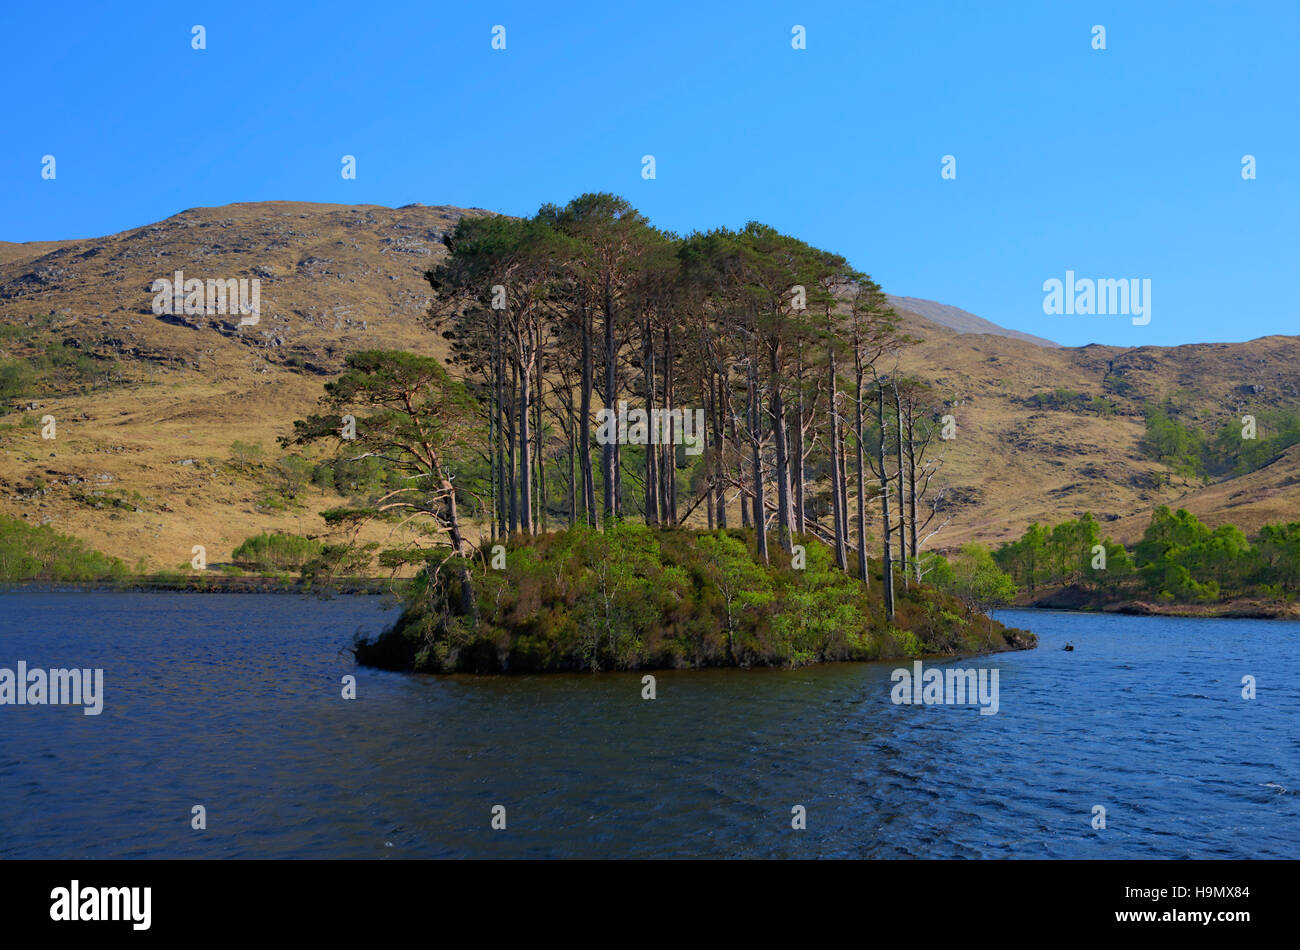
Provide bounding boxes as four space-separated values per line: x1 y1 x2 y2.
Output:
2 0 1296 347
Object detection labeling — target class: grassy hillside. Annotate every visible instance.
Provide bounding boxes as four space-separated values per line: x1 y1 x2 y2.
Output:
2 200 1299 571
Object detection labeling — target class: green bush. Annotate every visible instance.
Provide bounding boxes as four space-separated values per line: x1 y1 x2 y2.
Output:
0 360 34 402
231 532 325 573
0 515 128 581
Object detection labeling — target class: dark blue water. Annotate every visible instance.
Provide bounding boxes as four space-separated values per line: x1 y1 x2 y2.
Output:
0 593 1296 858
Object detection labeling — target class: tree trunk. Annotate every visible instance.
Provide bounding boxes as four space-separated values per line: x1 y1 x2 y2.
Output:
488 328 498 544
894 383 906 588
855 366 868 585
829 348 847 570
877 383 895 619
507 360 518 535
769 338 792 554
748 360 767 563
705 369 715 530
495 312 508 539
579 290 596 527
603 277 617 524
517 341 533 536
664 324 677 524
838 429 849 555
733 383 749 530
567 386 577 528
432 455 477 624
534 337 546 534
794 352 806 537
715 369 728 529
907 412 920 583
643 314 659 524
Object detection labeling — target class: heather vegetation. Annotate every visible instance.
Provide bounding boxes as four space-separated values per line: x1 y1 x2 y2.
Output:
355 523 1032 673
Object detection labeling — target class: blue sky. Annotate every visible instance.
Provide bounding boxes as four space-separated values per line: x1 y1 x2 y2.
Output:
2 0 1296 347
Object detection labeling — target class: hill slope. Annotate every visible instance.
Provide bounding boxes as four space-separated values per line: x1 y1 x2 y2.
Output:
2 200 1298 568
886 295 1061 348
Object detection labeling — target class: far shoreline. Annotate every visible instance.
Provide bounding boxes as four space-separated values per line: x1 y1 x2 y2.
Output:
0 575 391 595
1005 596 1300 621
5 581 1297 622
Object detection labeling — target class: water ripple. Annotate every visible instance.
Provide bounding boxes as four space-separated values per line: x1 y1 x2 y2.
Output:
0 597 1297 857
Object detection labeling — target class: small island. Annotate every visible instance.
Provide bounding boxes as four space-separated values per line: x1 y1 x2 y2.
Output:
355 523 1035 674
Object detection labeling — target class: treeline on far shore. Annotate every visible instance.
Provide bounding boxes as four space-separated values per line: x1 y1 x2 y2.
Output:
981 506 1300 606
0 515 381 591
9 500 1298 615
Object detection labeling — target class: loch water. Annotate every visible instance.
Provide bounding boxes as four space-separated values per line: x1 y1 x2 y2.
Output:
1 593 1296 858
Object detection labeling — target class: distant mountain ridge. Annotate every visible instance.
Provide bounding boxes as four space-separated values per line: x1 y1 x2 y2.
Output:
887 295 1061 348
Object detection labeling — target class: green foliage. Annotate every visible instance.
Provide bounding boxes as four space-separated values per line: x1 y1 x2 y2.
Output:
1026 388 1087 411
995 516 1134 595
1023 389 1117 417
1134 506 1252 601
35 341 107 384
1209 409 1300 476
946 544 1017 612
356 525 1024 673
1140 404 1300 479
917 551 955 588
994 505 1300 605
0 331 120 399
270 453 313 499
231 532 325 573
1255 522 1300 594
0 514 128 581
696 531 773 662
767 540 868 664
1098 540 1136 597
286 348 485 560
994 522 1050 592
1139 559 1218 603
892 629 923 658
228 440 264 469
1142 404 1207 478
305 542 379 579
230 442 319 510
1088 396 1118 417
0 360 34 402
311 454 392 496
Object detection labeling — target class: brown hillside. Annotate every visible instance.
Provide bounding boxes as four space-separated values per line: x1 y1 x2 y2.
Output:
1 200 1297 568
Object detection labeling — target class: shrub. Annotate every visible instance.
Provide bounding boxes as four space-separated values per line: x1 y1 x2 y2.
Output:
231 532 325 573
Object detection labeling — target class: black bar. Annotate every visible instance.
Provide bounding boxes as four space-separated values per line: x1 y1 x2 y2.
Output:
1 859 1280 938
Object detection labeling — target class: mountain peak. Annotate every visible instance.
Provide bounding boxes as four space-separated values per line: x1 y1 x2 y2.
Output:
887 295 1060 348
